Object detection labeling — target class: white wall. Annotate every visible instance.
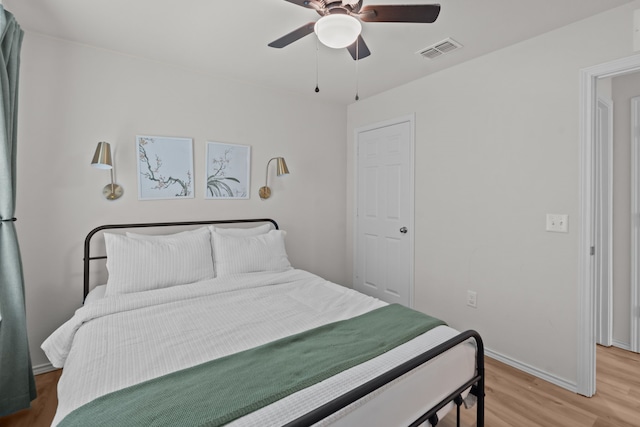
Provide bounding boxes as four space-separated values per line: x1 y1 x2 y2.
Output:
16 33 348 368
611 71 640 347
347 2 640 388
597 76 612 100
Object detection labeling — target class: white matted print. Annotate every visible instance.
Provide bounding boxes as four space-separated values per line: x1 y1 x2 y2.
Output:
137 135 194 200
206 142 250 199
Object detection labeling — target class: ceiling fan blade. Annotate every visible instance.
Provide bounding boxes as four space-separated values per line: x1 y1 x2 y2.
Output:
359 4 441 23
346 35 371 60
268 22 316 48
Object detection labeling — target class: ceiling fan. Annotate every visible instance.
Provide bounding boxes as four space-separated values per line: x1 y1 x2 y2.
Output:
268 0 441 60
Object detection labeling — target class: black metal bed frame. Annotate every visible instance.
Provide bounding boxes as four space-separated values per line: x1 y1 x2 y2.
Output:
82 218 484 427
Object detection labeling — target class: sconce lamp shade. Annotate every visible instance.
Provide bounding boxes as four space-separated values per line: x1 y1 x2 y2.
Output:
314 14 362 49
275 157 290 176
91 141 113 170
259 157 290 200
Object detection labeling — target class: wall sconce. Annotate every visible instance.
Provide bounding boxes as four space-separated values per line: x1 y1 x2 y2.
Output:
259 157 290 200
91 141 123 200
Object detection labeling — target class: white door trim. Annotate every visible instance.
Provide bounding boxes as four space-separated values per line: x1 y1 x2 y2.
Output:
353 114 415 308
579 53 640 397
632 96 640 353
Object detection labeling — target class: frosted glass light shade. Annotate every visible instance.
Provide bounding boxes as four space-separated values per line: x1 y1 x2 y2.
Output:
314 14 361 49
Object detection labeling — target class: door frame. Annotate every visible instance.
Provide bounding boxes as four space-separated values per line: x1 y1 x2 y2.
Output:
632 96 640 353
353 114 415 308
579 53 640 397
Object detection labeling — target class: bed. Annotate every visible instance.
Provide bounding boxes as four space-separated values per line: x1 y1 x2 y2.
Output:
42 218 484 427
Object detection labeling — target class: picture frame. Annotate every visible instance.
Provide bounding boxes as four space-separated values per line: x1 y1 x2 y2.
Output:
136 135 194 200
205 141 251 200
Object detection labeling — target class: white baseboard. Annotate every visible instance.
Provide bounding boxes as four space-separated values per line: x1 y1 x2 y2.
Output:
485 348 578 394
33 362 56 375
612 340 631 351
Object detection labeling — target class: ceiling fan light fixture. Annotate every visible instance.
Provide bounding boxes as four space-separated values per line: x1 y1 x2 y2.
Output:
314 14 362 49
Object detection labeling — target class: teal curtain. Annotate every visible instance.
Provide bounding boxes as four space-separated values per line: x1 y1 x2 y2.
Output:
0 6 34 416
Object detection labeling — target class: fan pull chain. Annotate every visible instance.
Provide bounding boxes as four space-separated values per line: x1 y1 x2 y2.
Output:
355 37 360 101
315 38 320 93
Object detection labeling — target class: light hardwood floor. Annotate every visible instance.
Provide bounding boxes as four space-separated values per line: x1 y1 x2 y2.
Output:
1 346 638 427
441 345 640 427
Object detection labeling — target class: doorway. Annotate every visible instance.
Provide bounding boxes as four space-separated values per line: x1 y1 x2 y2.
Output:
579 53 640 397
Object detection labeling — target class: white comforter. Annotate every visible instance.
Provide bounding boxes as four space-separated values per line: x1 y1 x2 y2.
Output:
43 269 471 426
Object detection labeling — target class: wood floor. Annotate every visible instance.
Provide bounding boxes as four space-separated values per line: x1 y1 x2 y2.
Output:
1 346 638 427
1 369 61 427
440 345 640 427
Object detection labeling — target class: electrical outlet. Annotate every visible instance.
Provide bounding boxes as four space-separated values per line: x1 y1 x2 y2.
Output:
546 214 568 233
467 290 477 309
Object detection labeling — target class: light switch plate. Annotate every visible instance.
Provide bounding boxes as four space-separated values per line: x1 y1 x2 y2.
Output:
546 214 568 233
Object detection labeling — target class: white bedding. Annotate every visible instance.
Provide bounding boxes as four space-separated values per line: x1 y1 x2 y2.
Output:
43 269 476 426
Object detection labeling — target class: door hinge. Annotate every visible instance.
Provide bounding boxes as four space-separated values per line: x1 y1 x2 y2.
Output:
590 246 595 256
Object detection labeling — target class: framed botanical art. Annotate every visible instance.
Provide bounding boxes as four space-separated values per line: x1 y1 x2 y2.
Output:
205 142 251 199
136 135 194 200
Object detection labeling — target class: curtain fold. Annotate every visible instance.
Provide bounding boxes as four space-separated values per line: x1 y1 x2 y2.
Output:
0 6 35 416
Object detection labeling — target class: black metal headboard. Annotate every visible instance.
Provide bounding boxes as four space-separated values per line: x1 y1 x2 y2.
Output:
83 218 279 300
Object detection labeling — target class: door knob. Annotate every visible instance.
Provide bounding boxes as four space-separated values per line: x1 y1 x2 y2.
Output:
400 227 408 234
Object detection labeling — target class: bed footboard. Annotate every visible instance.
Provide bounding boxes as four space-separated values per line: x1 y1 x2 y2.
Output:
284 329 484 427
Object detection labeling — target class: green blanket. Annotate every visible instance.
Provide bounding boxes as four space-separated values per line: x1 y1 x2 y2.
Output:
59 304 446 427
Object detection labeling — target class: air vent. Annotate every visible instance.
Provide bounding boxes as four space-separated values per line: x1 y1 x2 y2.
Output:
417 38 462 60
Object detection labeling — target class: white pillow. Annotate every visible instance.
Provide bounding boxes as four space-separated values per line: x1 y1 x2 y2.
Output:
126 226 208 240
212 230 291 277
208 223 272 237
104 227 215 296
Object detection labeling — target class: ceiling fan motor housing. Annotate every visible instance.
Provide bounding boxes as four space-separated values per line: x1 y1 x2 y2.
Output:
316 0 363 16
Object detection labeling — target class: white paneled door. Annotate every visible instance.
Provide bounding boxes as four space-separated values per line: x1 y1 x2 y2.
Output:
595 97 613 347
355 116 414 307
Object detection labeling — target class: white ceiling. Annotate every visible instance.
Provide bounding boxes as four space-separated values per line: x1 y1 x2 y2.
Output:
5 0 633 105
